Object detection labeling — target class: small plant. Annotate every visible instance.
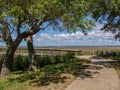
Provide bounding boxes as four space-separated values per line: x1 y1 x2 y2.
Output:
65 52 75 59
54 55 61 63
96 51 104 57
77 52 83 55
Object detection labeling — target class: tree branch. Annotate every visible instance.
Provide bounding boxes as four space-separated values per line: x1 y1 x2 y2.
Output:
0 19 13 43
13 15 49 48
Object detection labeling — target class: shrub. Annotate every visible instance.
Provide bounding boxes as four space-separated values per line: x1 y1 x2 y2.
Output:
54 55 61 63
97 50 120 62
35 52 75 68
13 55 29 71
65 52 75 59
36 55 53 67
96 51 104 56
77 52 83 55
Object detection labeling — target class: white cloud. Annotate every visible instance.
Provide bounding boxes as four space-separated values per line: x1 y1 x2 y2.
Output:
33 30 115 43
33 24 120 46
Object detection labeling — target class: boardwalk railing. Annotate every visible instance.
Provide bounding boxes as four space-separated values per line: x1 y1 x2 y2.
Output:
2 46 119 56
0 47 99 56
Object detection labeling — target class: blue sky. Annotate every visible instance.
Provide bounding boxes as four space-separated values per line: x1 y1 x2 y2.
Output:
1 24 120 46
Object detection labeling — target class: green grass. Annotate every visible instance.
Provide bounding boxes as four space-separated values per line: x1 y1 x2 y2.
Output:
0 72 29 90
0 58 90 90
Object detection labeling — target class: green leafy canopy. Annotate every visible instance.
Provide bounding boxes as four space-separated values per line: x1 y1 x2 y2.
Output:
91 0 120 39
0 0 95 37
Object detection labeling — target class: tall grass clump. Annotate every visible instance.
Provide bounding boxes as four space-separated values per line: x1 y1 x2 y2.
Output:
36 52 75 68
96 51 116 58
96 50 120 63
65 52 75 59
0 52 76 71
13 55 29 71
96 51 105 57
36 55 52 67
77 52 83 55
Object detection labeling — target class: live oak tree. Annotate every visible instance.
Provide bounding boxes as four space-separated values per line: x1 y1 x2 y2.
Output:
92 0 120 39
0 0 95 77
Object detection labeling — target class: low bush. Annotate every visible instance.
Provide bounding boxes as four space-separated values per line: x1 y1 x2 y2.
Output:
96 51 104 57
13 55 29 71
96 51 117 58
77 52 83 55
97 50 120 62
65 52 75 59
36 52 75 68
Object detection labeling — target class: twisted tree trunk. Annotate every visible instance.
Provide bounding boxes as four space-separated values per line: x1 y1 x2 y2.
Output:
0 35 23 77
26 36 37 71
0 44 15 78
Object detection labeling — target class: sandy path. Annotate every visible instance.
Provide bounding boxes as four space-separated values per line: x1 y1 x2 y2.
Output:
65 55 120 90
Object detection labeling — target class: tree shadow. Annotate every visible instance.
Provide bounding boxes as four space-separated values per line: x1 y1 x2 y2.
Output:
78 70 99 79
92 61 115 68
90 56 104 60
7 58 92 87
7 56 116 87
75 56 116 79
75 65 101 79
90 56 117 68
32 75 68 86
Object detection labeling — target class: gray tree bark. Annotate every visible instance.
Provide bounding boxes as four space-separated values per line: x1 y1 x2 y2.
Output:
25 36 37 71
0 45 15 78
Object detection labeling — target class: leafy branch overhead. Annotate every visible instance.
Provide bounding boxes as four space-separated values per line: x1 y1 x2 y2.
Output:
92 0 120 39
0 0 95 40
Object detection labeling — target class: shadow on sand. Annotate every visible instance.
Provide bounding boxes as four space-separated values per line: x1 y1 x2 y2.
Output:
6 56 117 87
76 56 116 79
